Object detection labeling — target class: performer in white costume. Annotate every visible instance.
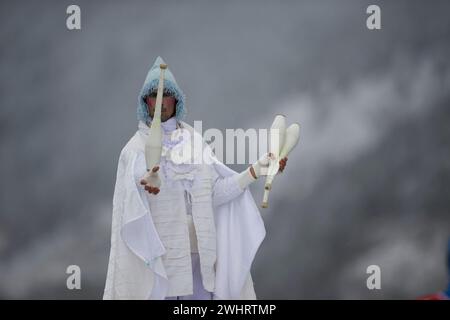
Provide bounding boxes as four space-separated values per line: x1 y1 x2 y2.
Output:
103 56 288 300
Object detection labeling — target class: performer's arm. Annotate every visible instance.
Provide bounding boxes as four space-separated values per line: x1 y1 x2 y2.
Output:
211 169 250 207
212 154 287 207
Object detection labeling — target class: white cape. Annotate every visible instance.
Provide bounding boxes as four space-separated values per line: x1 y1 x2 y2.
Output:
103 122 266 300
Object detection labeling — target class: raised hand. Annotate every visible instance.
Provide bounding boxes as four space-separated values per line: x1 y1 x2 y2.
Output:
140 166 161 195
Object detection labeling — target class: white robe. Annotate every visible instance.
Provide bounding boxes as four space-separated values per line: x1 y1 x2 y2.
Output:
103 121 266 300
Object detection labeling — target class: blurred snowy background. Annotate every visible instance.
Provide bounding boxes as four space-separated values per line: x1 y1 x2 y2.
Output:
0 0 449 299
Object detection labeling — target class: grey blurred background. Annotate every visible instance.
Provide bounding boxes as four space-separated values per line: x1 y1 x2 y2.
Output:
0 0 449 299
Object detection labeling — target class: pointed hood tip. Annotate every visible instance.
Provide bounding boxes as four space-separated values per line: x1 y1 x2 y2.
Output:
152 56 166 69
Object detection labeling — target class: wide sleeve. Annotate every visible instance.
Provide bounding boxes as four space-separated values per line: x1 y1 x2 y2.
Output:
211 166 256 207
211 160 266 300
104 148 168 300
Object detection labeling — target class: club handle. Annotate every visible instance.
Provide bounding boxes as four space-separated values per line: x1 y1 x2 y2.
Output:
261 188 270 208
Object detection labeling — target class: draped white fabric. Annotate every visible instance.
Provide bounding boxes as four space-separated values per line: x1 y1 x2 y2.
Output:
103 121 266 300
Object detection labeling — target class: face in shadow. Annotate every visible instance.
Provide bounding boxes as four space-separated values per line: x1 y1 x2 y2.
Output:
145 94 176 122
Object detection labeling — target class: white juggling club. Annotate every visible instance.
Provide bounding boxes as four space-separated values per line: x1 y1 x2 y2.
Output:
141 63 167 189
263 114 286 191
262 120 300 208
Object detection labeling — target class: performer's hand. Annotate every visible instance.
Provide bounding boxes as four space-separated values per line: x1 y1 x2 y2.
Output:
251 153 271 178
140 166 160 195
267 153 288 173
278 156 288 173
251 153 287 178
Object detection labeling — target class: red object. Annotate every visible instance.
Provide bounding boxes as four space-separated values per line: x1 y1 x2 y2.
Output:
418 292 449 300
